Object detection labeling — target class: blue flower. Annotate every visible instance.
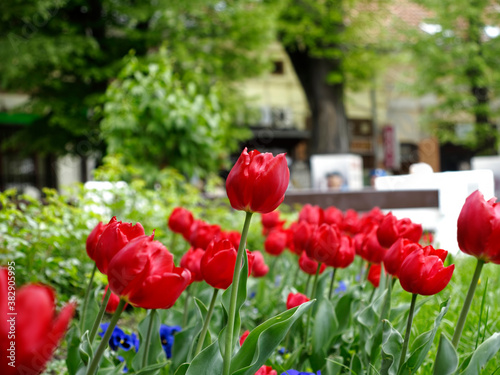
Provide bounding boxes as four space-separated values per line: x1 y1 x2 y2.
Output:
159 324 182 359
280 370 321 375
99 323 140 352
335 280 347 294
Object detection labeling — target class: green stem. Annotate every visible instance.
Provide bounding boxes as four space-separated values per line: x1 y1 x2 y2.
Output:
292 261 300 286
304 263 321 344
452 258 485 348
195 288 219 356
398 293 418 371
142 309 156 368
89 287 112 344
328 268 337 299
222 211 253 375
380 275 393 321
182 284 192 327
80 263 97 333
86 299 126 375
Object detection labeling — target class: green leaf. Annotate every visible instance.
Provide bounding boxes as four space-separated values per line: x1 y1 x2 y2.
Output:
134 362 169 375
230 300 314 375
311 298 338 369
460 332 500 375
66 325 83 375
433 334 458 375
399 299 450 375
79 331 93 366
193 297 211 353
174 363 189 375
350 353 363 375
185 340 223 375
380 320 403 375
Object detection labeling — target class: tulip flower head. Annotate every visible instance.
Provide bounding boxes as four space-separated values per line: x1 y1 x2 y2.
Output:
107 233 191 309
398 246 454 295
239 329 250 346
264 229 288 256
286 292 310 310
261 211 286 235
180 247 205 283
0 269 75 375
94 216 145 275
298 204 325 226
367 264 382 288
457 190 500 264
168 207 194 241
251 250 270 277
383 238 422 277
86 221 109 261
377 213 423 248
189 220 221 250
256 366 278 375
298 251 326 275
159 324 182 359
226 148 290 214
201 239 254 289
306 223 341 266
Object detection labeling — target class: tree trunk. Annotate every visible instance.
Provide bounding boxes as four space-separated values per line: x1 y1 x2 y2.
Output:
285 47 349 155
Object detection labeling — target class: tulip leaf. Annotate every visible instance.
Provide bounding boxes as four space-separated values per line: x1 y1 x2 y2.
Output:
134 361 169 375
67 325 83 375
460 332 500 375
398 299 450 375
230 300 314 375
433 334 458 375
171 298 205 369
380 320 403 375
193 297 211 352
311 298 338 369
184 340 223 375
220 246 249 356
79 330 93 366
334 291 354 335
173 363 189 375
350 353 363 375
132 309 163 372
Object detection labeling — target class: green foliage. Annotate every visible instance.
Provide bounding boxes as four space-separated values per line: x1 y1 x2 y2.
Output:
405 0 500 153
100 51 250 181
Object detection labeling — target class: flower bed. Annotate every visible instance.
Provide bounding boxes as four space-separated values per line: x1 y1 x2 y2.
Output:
2 149 500 375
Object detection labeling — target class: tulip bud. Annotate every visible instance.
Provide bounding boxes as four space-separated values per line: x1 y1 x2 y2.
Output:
168 207 194 241
180 247 205 283
251 250 270 277
264 229 288 256
226 148 289 214
286 292 310 310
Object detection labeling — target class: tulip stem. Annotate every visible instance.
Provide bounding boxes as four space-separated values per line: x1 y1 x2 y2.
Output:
80 263 97 333
304 274 311 295
398 293 417 372
89 287 112 344
452 258 485 348
328 268 337 299
195 288 219 356
304 264 321 346
222 211 253 375
182 284 191 327
86 299 126 375
292 262 300 287
142 309 156 368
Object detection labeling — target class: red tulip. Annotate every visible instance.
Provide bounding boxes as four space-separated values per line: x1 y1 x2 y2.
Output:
286 292 310 309
239 330 250 346
398 246 455 295
180 247 205 283
377 213 423 248
298 251 326 275
189 220 221 250
255 365 278 375
367 264 381 288
225 148 290 214
168 207 194 241
324 206 344 226
261 211 286 235
251 251 270 277
357 224 387 264
0 269 75 375
293 221 314 254
330 235 356 269
306 223 341 266
103 285 127 314
298 204 324 226
219 230 242 250
457 190 500 264
107 233 191 309
86 221 108 261
383 238 422 277
264 229 288 256
201 239 254 290
342 209 361 235
94 217 145 275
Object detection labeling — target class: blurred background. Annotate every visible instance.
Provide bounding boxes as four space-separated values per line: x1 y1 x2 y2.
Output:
1 0 500 195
